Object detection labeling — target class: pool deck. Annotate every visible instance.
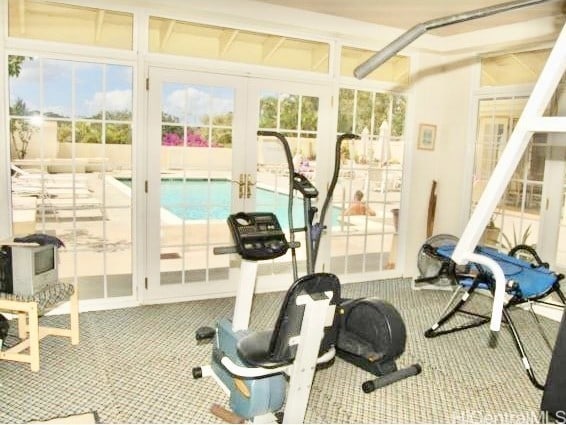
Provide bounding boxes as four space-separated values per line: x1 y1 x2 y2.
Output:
11 167 399 299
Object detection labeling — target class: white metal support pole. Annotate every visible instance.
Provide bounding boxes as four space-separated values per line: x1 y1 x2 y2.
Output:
232 259 258 331
453 22 566 331
282 292 333 424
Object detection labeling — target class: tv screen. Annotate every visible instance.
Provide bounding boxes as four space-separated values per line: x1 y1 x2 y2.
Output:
10 244 58 296
34 246 55 275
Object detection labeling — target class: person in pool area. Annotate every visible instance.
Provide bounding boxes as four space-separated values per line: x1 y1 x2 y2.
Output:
343 190 376 216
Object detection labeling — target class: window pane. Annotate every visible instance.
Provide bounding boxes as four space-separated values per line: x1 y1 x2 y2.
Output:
338 88 354 133
392 95 407 137
9 55 134 302
75 121 102 144
57 121 72 143
211 87 234 126
301 96 319 131
280 95 299 130
106 123 132 145
212 128 232 148
149 16 329 73
334 86 406 275
8 0 133 50
9 56 39 116
355 91 372 134
76 63 104 119
106 65 133 120
162 126 183 146
162 83 186 124
341 46 410 85
480 49 551 87
188 127 209 147
44 60 72 118
9 118 36 160
373 94 390 135
259 93 278 129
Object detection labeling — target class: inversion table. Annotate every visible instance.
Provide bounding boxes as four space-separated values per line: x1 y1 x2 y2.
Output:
417 236 565 389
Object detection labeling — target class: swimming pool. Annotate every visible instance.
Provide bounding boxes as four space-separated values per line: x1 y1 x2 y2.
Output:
120 178 340 228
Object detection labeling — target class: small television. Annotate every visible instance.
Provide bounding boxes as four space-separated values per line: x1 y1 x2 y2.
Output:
10 244 59 296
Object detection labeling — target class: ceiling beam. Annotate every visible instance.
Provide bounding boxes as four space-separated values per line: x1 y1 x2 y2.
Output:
219 29 239 56
394 68 409 83
17 0 26 35
160 19 175 49
95 10 105 42
481 67 498 85
263 36 286 61
509 53 538 77
311 45 328 71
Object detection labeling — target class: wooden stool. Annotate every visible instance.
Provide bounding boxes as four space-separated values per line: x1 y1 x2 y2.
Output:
0 282 79 371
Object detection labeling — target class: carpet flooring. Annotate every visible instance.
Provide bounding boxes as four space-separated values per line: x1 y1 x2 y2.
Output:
30 412 99 424
0 278 560 423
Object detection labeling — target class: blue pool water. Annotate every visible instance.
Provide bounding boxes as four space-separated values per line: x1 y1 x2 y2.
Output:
121 178 339 228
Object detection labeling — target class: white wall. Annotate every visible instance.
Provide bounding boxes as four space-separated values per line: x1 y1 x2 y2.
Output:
402 52 476 275
0 3 10 240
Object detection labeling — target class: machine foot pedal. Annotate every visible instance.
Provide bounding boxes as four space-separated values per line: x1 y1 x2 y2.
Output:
192 367 203 379
210 403 245 424
196 326 216 343
362 363 422 393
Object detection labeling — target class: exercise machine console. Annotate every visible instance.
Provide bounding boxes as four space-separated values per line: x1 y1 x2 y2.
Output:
226 212 289 261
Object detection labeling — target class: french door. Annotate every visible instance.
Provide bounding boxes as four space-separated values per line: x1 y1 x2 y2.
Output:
472 85 566 273
144 67 330 303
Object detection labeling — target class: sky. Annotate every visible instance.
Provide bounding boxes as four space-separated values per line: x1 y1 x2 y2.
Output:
10 56 236 126
162 82 234 125
9 57 133 119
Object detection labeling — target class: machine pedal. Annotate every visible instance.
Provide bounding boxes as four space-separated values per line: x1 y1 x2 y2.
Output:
196 326 216 343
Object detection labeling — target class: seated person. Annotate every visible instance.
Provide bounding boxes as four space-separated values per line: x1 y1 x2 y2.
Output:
343 190 376 216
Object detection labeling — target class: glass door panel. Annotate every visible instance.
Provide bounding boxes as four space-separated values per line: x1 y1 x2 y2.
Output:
472 96 543 250
545 86 566 272
145 69 248 302
252 81 331 283
8 55 134 301
331 88 407 275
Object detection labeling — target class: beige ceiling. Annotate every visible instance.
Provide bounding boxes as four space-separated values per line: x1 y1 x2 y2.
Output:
252 0 565 36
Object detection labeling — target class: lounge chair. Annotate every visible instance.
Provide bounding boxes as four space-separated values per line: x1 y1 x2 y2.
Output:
36 197 105 219
11 164 93 199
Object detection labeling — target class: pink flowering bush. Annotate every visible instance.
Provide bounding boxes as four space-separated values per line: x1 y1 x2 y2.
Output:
162 132 182 146
162 130 217 147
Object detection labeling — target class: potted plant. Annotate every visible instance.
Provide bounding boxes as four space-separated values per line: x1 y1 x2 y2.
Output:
501 224 533 252
481 212 500 247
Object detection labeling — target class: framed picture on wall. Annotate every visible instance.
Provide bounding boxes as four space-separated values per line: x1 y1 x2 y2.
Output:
418 124 437 151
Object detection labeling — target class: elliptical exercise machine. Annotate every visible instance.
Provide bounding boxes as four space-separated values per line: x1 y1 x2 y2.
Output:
192 132 342 423
259 131 421 394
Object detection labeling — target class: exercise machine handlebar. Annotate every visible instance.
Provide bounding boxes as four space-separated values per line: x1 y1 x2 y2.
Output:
311 133 359 267
318 133 360 228
257 130 300 279
213 241 301 256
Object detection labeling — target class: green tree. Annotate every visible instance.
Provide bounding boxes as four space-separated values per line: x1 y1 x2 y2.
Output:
300 96 318 131
391 95 407 137
259 97 278 128
75 122 101 144
8 56 27 78
8 56 37 159
106 123 132 145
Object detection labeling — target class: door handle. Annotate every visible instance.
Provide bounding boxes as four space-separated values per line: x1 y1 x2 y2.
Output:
245 174 255 199
237 174 246 199
234 174 255 199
